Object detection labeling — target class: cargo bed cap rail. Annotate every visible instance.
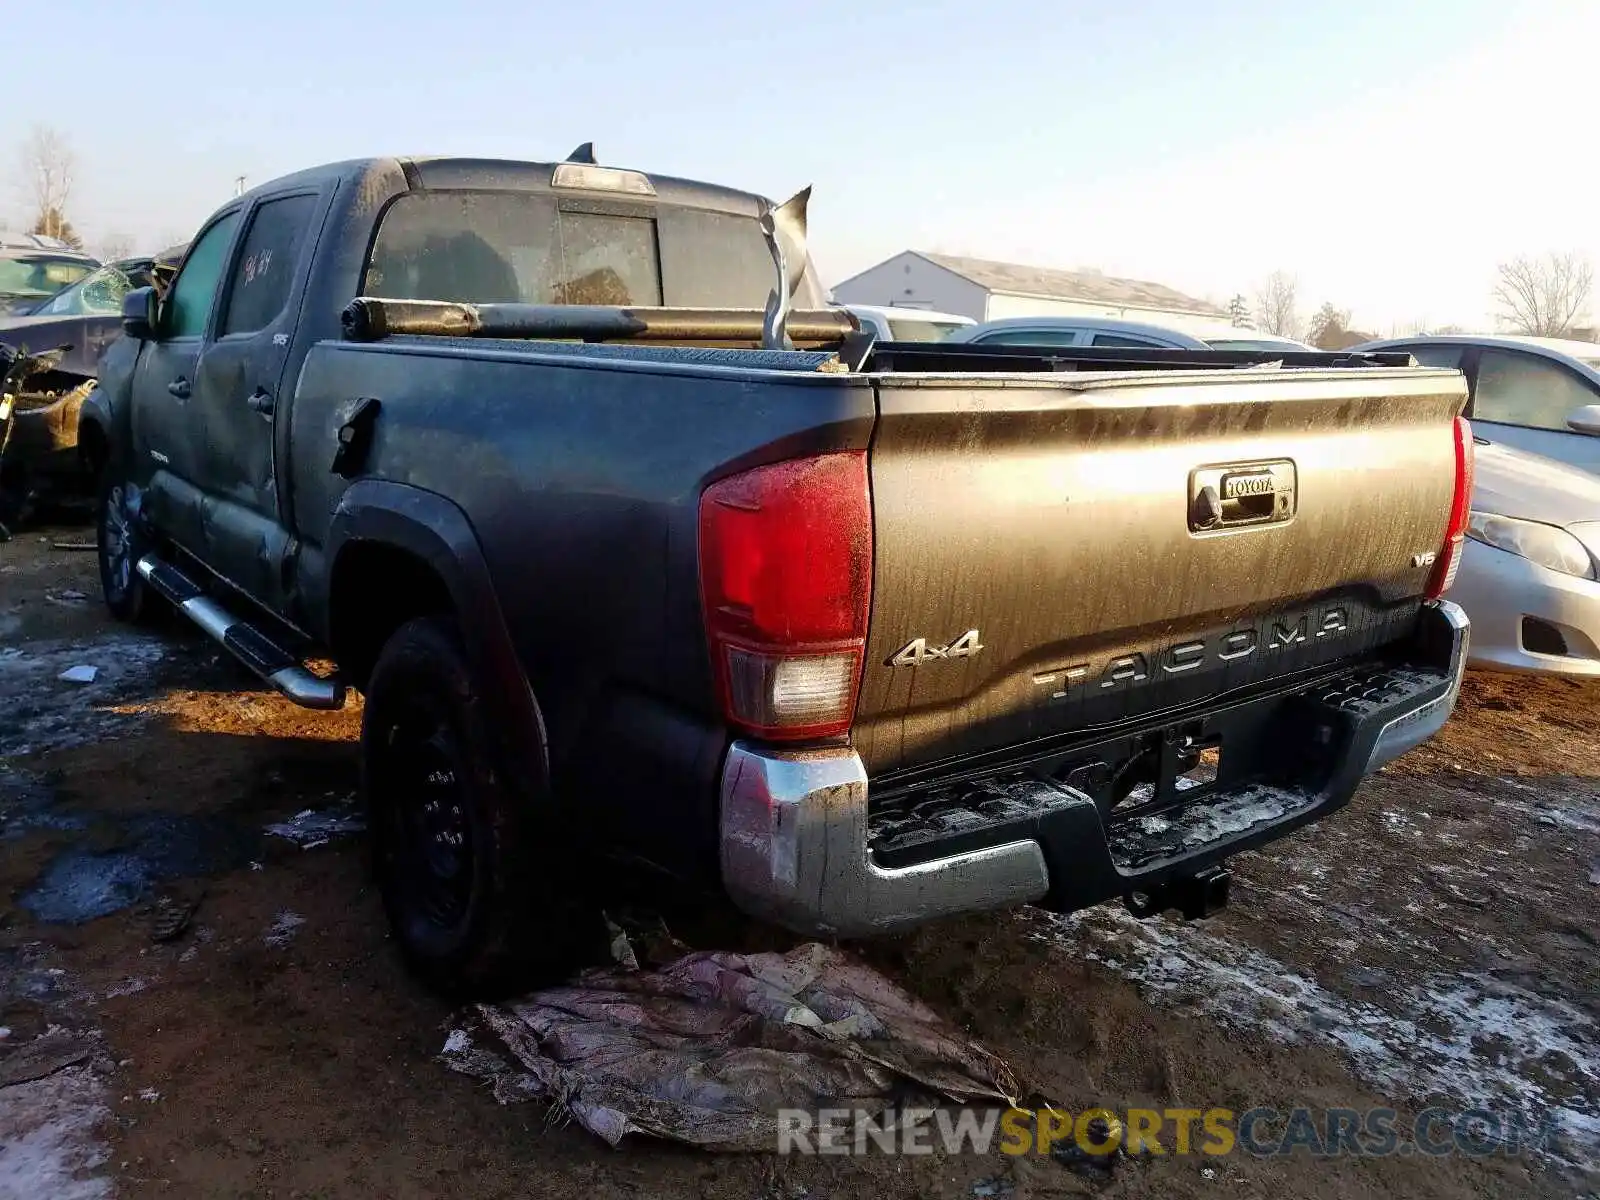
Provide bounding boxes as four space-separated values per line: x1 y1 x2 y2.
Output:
860 341 1423 373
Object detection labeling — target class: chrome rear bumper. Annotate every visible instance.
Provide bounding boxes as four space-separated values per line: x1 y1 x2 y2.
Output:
720 600 1469 937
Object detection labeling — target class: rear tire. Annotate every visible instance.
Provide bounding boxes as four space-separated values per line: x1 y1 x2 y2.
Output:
361 615 605 998
96 472 157 624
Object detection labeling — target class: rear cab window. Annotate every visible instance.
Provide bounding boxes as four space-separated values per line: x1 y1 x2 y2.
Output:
364 190 821 310
365 192 662 307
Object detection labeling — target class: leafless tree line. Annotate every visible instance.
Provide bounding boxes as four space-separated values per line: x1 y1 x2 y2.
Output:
1492 252 1593 338
1248 248 1596 347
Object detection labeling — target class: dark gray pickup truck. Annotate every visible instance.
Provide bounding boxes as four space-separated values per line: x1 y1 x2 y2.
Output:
82 151 1474 996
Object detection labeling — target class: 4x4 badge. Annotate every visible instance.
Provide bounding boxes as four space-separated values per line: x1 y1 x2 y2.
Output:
890 629 983 668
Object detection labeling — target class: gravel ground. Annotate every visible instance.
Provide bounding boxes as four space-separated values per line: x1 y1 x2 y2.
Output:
1 527 1596 1199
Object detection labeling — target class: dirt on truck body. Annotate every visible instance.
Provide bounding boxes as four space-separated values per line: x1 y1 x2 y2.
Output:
75 151 1470 1005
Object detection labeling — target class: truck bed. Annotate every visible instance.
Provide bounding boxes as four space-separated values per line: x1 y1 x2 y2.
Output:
288 328 1464 794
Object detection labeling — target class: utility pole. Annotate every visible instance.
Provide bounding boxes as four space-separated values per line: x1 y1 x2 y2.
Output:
234 175 247 198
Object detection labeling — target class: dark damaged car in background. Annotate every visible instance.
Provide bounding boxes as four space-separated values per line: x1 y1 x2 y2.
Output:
0 244 187 530
0 234 98 315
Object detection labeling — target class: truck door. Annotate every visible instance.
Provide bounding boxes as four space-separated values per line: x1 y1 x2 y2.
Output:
190 189 327 604
129 209 242 553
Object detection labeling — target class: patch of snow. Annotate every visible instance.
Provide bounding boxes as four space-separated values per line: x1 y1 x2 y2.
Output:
1047 906 1600 1173
264 911 306 947
264 807 365 848
0 634 169 757
136 1088 160 1103
102 978 148 1000
442 1029 471 1055
0 1066 110 1200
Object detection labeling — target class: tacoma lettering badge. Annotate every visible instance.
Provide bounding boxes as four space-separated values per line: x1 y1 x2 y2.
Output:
1034 605 1350 699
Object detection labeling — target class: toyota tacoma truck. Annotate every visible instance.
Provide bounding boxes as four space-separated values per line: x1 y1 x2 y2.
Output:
81 150 1473 997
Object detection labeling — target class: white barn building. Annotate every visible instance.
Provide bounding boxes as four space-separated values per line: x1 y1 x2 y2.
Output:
831 251 1228 335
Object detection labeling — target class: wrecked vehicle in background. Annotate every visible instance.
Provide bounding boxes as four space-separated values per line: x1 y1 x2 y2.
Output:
0 235 99 316
1 249 187 376
0 247 186 529
0 342 85 533
84 151 1471 1000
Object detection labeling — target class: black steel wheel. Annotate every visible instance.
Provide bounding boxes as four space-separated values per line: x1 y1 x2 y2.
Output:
361 615 605 997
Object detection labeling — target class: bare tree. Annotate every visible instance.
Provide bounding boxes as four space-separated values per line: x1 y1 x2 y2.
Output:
1388 318 1432 339
1492 252 1593 337
18 125 78 242
1307 302 1352 349
1253 271 1300 337
96 233 135 262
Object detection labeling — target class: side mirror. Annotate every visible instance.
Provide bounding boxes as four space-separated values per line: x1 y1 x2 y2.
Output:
121 287 159 340
1566 404 1600 436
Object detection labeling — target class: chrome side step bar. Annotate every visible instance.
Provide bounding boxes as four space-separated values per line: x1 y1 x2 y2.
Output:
136 554 346 710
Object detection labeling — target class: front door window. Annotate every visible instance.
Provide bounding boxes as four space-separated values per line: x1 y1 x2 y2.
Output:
164 213 241 338
1474 349 1597 432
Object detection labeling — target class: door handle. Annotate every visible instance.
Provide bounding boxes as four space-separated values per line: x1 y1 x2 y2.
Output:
247 388 276 417
167 377 191 399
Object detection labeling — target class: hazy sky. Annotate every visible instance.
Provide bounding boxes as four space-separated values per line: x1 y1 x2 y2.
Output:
3 0 1593 331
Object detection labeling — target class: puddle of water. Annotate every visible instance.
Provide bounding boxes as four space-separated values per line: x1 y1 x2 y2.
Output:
19 814 258 924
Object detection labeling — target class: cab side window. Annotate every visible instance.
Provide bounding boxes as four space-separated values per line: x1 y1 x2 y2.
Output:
1474 349 1597 431
165 213 241 338
220 194 319 336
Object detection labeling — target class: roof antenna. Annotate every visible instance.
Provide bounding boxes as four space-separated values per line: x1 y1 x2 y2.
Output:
566 142 597 164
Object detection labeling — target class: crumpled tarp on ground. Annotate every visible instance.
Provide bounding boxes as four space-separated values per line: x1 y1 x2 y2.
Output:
440 943 1020 1151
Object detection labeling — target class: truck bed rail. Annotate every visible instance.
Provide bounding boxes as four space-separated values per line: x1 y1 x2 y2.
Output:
340 297 1423 375
341 297 860 349
859 341 1420 373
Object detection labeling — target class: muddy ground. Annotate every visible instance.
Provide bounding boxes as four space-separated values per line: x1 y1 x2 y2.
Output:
1 527 1596 1199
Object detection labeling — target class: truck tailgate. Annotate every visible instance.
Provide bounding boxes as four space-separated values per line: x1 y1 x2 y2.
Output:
854 367 1467 776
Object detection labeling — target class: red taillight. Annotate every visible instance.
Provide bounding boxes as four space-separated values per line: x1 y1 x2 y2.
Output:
698 452 872 740
1426 415 1475 598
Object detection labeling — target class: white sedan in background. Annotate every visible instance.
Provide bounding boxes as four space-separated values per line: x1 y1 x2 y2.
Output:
1452 437 1600 674
839 304 974 342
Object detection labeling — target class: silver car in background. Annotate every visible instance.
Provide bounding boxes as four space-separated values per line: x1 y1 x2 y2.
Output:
1451 438 1600 674
943 315 1316 352
1355 334 1600 472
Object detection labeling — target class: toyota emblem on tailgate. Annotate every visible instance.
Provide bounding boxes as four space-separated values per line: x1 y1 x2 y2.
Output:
1189 459 1296 532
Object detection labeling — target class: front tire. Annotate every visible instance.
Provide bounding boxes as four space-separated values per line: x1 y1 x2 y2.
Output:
361 616 605 998
97 473 156 623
